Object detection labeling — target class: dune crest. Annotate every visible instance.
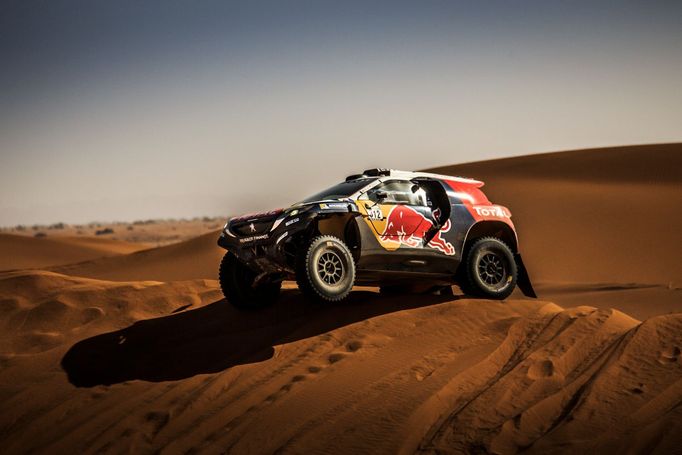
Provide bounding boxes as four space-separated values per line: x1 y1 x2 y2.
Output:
0 234 150 271
50 230 224 282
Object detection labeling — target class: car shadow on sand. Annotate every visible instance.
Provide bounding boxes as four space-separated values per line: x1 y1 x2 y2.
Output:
61 289 458 387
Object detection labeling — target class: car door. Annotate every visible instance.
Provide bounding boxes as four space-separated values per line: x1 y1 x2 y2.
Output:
354 180 435 271
360 180 431 246
357 177 461 274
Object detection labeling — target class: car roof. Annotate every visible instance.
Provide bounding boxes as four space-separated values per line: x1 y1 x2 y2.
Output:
346 169 483 187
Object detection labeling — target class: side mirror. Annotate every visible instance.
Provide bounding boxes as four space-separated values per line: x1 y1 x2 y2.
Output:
374 190 388 201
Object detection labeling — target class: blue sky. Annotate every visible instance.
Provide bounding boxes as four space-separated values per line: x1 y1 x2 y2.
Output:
1 1 681 224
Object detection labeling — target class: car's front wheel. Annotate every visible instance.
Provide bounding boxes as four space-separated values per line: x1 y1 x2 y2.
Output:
296 235 355 302
219 252 281 309
462 237 517 299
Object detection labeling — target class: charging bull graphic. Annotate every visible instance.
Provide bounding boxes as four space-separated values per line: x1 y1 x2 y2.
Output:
359 202 456 255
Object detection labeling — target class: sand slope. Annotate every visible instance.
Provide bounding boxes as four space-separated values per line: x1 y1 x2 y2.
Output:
50 231 224 282
418 306 682 454
1 271 681 454
429 143 682 286
0 234 150 271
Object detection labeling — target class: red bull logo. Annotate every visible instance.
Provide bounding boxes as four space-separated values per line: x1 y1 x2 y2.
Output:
378 205 455 255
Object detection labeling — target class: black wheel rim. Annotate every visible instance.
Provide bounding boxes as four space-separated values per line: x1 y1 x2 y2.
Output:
477 252 506 286
317 251 344 285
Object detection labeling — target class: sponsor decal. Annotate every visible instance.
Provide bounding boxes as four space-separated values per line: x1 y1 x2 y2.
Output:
249 223 256 233
276 231 288 244
239 234 269 243
320 202 349 210
473 205 510 218
285 217 300 227
357 201 455 256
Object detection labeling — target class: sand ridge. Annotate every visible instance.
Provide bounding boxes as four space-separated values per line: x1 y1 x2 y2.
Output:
49 230 224 282
0 234 151 272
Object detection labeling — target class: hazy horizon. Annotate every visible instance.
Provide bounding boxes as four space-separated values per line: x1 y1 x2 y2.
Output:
2 1 681 225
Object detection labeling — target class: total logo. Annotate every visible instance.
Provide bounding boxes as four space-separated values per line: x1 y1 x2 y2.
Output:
473 205 510 218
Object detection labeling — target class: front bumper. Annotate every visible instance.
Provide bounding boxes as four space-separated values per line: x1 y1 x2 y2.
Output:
217 211 313 274
218 231 289 274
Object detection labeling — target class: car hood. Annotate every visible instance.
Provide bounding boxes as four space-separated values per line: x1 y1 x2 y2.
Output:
228 209 283 236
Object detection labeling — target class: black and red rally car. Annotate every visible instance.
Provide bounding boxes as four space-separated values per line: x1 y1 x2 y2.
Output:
217 169 535 309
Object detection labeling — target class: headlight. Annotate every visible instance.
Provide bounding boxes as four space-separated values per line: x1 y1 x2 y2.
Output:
270 207 305 232
270 215 286 231
223 219 236 237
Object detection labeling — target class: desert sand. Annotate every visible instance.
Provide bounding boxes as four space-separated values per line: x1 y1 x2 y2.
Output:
0 144 680 454
1 217 225 248
0 234 150 271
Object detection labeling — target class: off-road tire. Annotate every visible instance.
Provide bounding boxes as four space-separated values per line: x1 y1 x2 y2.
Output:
296 235 355 302
462 237 517 299
219 252 281 310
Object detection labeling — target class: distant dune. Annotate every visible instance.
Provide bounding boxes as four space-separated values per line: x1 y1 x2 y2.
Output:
0 144 680 454
51 231 224 282
0 234 149 271
0 217 224 247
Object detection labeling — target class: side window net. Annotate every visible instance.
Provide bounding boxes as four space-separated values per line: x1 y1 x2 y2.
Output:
368 181 426 206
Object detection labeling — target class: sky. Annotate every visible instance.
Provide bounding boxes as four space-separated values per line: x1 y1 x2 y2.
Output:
1 1 681 225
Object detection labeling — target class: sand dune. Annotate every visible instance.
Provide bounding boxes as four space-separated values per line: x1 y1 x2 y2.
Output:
427 143 682 317
533 282 682 321
417 306 682 454
429 143 682 286
1 144 680 454
1 217 224 247
0 271 680 453
0 234 150 272
50 231 224 282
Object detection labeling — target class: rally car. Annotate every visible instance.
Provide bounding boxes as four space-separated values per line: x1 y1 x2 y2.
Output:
217 169 535 309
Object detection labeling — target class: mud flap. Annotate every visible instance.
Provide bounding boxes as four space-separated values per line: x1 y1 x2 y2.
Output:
515 253 537 298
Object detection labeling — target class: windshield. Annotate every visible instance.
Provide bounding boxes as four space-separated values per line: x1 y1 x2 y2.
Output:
300 179 375 203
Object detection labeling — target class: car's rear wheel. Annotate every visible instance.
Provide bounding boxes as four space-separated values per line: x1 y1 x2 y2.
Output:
219 252 281 309
462 237 517 299
296 235 355 302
